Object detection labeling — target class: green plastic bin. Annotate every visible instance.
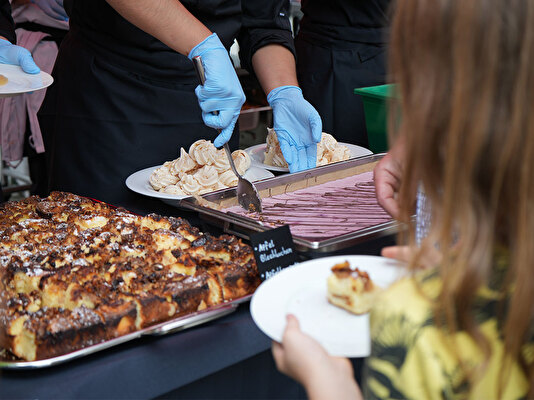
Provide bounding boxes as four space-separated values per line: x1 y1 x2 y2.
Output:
354 84 396 153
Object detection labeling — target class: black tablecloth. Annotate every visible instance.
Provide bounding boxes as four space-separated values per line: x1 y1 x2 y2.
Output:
0 192 395 399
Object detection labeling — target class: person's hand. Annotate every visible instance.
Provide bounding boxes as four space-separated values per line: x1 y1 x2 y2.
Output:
188 33 245 148
267 86 322 173
373 141 405 218
0 39 40 74
30 0 68 21
382 245 442 269
272 315 362 400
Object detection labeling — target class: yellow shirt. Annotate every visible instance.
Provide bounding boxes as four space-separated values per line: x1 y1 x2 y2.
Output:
363 268 532 400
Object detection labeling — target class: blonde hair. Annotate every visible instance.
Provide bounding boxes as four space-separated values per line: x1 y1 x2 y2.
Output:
390 0 534 393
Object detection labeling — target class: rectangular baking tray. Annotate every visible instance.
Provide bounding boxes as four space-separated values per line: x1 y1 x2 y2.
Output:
0 193 254 370
179 154 398 253
0 295 252 369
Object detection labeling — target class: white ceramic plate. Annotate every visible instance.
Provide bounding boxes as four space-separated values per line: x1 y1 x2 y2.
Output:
125 165 274 201
0 64 53 97
250 255 403 358
245 143 373 173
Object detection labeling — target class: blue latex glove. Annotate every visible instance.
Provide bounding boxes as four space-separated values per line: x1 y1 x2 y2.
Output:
188 33 245 148
267 86 322 172
30 0 68 21
0 39 40 74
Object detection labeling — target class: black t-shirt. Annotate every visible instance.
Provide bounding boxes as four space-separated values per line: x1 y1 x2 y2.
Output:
299 0 391 44
0 0 15 44
63 0 295 79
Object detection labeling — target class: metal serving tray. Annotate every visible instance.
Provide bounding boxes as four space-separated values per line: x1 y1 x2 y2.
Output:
0 295 251 370
179 154 398 253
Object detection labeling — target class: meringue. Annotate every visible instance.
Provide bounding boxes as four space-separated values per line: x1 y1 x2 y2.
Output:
189 139 218 166
150 139 252 196
161 185 187 196
212 148 230 173
149 163 179 191
232 150 251 175
264 129 352 168
193 165 219 189
180 174 202 195
218 170 239 187
170 147 197 176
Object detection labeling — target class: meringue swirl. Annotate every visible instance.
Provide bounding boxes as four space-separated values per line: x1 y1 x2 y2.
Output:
232 150 251 175
189 139 218 166
149 163 179 191
264 129 352 168
218 170 239 187
161 185 187 196
193 165 219 189
150 139 252 196
212 148 230 173
170 147 198 176
179 174 202 195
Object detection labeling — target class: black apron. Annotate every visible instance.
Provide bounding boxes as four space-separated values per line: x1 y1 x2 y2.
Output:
37 0 242 206
295 0 390 148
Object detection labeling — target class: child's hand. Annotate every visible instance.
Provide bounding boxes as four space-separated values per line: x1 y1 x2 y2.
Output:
382 244 442 269
272 314 362 400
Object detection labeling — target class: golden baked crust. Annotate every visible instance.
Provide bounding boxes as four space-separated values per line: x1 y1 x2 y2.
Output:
326 261 380 315
0 192 261 361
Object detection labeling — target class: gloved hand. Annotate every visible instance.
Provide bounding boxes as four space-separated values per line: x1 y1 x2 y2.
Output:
0 39 40 74
30 0 68 21
267 86 322 172
188 33 245 148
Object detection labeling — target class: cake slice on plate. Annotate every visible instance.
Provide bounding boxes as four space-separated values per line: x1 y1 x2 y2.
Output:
327 261 381 315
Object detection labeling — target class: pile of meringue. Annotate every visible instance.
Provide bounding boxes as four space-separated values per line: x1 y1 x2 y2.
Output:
149 140 251 196
263 128 351 168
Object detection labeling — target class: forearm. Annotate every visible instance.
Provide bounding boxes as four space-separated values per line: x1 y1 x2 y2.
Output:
105 0 211 56
252 44 298 95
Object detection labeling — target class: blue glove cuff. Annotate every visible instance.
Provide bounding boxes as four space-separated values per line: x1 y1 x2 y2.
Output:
188 33 224 60
267 85 302 104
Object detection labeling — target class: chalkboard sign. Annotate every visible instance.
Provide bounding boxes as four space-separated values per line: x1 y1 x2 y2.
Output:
250 225 298 281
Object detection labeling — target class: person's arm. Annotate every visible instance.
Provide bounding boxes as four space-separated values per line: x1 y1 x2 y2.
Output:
251 44 298 94
238 0 321 173
105 0 244 148
272 315 363 400
252 44 321 173
105 0 211 55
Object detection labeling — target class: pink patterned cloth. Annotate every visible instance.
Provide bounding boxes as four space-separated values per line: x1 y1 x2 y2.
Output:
0 28 58 164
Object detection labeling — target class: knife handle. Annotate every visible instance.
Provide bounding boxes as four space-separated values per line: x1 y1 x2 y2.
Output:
192 55 220 118
192 56 206 86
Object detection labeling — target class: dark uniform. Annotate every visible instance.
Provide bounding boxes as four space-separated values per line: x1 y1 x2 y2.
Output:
38 0 295 206
0 0 15 203
295 0 390 147
0 0 15 44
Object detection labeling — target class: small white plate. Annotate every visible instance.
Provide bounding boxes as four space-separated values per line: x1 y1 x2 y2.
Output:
0 64 53 97
245 143 373 172
250 255 403 358
125 165 274 201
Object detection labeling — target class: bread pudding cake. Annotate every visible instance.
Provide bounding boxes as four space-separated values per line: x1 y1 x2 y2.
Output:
327 261 380 315
0 192 260 361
